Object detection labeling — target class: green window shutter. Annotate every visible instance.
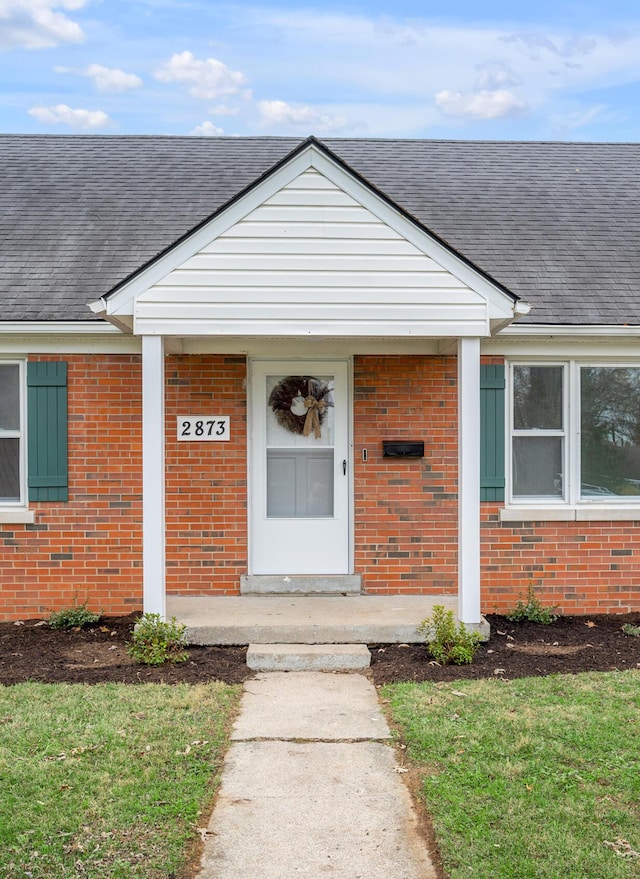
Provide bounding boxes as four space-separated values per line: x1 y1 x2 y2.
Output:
27 362 68 502
480 364 505 502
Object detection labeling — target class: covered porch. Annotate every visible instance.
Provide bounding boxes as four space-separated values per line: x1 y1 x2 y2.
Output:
143 337 490 634
90 139 526 638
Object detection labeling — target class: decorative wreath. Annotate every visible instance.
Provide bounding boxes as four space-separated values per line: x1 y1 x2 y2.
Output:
268 375 333 438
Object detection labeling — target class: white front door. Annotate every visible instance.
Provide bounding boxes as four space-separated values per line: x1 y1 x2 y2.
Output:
250 360 350 575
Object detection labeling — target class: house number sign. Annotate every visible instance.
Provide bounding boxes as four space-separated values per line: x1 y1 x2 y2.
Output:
177 415 230 441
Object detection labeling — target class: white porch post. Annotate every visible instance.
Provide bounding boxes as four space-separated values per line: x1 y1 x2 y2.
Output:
142 334 166 618
457 337 481 624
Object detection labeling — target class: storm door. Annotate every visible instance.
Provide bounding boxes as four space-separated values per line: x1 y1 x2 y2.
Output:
250 361 350 574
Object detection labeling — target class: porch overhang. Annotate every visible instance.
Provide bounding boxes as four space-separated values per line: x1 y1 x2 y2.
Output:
90 141 524 343
91 140 527 629
137 334 485 626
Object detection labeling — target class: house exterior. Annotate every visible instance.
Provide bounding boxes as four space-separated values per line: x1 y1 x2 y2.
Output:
2 134 640 622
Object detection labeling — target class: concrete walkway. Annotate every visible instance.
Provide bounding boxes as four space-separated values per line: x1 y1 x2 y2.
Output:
195 672 437 879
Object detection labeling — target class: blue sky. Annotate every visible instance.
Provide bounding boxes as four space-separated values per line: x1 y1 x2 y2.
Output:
1 0 640 140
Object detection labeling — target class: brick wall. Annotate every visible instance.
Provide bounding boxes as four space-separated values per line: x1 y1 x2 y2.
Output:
2 352 638 620
354 355 458 595
481 508 640 614
0 353 248 620
353 354 640 613
0 354 143 620
165 354 247 595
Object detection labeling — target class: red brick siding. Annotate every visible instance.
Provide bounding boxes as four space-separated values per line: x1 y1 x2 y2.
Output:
165 355 247 595
0 353 248 620
354 355 459 595
353 354 640 613
2 352 639 619
482 508 640 614
0 355 143 620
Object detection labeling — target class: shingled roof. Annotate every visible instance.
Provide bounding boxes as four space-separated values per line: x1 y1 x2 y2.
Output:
1 134 639 325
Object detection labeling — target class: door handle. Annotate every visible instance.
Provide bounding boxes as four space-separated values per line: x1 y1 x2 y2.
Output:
343 459 347 475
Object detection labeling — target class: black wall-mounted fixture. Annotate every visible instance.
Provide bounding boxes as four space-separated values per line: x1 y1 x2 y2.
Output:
382 441 425 458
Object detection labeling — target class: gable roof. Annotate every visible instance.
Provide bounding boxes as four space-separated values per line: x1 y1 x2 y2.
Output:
100 140 518 339
1 134 639 325
102 136 518 313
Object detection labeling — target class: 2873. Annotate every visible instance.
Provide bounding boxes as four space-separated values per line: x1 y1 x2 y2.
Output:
177 416 230 441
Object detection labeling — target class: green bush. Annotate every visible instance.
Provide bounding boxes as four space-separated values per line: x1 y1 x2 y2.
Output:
621 623 640 638
506 583 559 625
48 600 101 629
128 613 188 665
418 604 482 665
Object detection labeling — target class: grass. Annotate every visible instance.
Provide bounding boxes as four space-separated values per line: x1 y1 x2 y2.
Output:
0 682 241 878
384 671 640 879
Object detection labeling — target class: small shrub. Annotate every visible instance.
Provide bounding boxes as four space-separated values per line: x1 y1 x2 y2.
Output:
128 613 188 666
621 623 640 638
418 604 482 665
48 600 101 629
506 583 559 625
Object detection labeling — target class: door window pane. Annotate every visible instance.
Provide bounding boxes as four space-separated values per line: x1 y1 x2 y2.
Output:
265 373 336 518
0 365 20 431
513 366 563 430
266 375 334 446
513 437 563 497
581 367 640 497
267 449 334 517
0 438 20 502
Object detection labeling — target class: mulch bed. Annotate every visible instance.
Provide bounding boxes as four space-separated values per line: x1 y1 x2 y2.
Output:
1 612 639 686
370 612 640 684
0 614 252 686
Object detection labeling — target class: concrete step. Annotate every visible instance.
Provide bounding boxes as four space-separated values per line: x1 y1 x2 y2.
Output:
247 643 371 672
240 575 361 596
168 594 490 646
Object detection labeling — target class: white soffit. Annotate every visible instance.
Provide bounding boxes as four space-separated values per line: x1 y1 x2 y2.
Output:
99 144 517 338
484 323 640 357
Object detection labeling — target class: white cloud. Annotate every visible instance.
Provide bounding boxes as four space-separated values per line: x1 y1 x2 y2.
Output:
54 63 142 92
191 120 224 136
435 88 528 119
28 103 110 129
232 9 640 131
500 31 598 60
0 0 86 49
476 64 520 91
259 99 348 133
155 51 248 100
83 64 142 93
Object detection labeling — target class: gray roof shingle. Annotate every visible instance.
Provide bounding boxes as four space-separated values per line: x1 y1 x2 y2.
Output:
1 134 639 325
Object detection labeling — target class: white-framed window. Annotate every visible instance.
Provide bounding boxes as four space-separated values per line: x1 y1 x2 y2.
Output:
579 365 640 501
508 360 640 507
510 363 566 502
0 360 25 505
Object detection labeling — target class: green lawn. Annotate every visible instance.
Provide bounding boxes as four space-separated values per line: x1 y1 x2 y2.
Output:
0 682 241 878
384 671 640 879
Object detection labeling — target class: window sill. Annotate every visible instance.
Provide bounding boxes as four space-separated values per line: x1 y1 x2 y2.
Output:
500 506 640 522
0 508 36 524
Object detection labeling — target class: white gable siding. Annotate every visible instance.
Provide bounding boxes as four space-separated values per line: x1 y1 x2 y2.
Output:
134 169 491 337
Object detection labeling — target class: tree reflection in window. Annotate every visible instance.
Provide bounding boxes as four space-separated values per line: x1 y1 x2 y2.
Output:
581 367 640 497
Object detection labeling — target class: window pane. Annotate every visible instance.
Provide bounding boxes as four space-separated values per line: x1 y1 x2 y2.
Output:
0 438 20 501
266 375 334 446
0 365 20 431
267 449 334 517
513 366 563 430
581 367 640 497
513 437 563 497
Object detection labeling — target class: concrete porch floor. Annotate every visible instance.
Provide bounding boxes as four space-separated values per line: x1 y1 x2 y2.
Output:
167 594 490 645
